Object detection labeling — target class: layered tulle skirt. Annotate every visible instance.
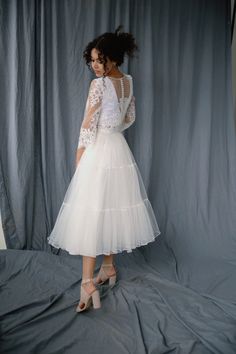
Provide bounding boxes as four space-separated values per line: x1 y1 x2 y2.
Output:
47 127 161 256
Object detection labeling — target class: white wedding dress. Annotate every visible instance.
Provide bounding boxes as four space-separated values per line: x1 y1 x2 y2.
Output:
47 74 161 256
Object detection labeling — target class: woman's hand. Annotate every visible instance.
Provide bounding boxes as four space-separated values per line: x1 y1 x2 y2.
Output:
75 147 86 168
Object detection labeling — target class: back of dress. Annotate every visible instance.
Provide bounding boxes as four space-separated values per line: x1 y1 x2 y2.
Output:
77 74 135 149
48 72 161 258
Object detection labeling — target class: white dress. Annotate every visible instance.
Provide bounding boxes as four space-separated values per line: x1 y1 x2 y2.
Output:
47 74 161 257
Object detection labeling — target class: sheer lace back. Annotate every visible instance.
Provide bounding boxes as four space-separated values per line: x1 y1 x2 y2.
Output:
105 76 134 118
107 75 131 100
77 74 135 150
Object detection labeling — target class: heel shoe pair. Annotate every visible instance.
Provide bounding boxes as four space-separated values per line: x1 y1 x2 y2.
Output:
76 278 101 313
93 263 117 286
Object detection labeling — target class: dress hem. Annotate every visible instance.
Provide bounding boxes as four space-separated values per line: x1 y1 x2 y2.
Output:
48 231 161 257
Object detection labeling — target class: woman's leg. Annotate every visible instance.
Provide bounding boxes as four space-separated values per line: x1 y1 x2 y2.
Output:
103 254 114 266
82 255 96 279
102 254 116 275
94 254 116 284
78 255 96 309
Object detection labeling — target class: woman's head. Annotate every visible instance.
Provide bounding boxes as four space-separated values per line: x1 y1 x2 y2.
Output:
83 25 138 77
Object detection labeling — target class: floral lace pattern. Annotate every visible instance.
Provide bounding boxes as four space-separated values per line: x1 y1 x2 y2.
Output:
86 79 104 106
77 79 103 149
78 110 101 148
121 95 135 131
77 75 135 149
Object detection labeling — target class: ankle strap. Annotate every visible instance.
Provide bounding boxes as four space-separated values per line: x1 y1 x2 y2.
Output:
82 278 93 284
102 263 114 267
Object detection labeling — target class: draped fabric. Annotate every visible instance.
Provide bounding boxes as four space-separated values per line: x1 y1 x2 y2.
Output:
0 1 236 353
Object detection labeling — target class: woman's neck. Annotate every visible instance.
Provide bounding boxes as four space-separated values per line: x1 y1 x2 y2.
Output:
106 67 123 78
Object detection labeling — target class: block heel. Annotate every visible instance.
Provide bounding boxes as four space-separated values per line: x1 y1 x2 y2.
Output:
76 278 101 313
109 274 117 286
92 289 101 309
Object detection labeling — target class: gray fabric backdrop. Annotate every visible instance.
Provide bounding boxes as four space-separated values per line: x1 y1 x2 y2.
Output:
0 1 236 353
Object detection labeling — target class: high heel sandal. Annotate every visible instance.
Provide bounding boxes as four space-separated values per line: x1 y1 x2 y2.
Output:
93 263 117 286
75 278 101 312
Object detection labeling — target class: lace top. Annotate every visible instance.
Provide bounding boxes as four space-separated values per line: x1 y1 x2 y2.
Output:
77 74 135 149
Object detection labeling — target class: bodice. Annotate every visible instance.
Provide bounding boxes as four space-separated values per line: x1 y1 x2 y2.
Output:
77 74 136 149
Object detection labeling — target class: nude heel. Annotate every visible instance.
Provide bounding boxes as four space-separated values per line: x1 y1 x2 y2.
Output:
109 274 117 286
76 278 101 312
91 289 101 309
93 263 117 286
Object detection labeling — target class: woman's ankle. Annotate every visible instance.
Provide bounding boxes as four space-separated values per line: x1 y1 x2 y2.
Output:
102 262 113 266
103 255 114 265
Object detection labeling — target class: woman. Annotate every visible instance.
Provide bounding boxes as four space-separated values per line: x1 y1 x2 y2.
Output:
47 25 161 312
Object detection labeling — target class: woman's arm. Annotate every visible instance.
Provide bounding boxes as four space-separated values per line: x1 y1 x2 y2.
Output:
75 147 86 167
75 79 103 168
120 95 136 132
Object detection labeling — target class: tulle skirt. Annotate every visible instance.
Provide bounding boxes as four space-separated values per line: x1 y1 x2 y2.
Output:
47 127 161 257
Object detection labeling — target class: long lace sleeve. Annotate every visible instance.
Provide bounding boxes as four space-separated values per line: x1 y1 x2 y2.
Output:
77 79 103 149
120 95 136 132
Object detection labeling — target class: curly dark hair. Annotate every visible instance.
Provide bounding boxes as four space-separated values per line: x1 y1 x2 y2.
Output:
83 25 138 74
